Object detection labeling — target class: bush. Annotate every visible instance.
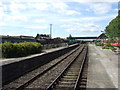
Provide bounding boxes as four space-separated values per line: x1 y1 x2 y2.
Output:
2 42 42 58
102 46 114 49
102 44 114 49
106 44 114 48
95 43 103 46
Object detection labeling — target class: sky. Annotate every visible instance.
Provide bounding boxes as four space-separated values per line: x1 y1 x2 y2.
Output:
0 0 119 38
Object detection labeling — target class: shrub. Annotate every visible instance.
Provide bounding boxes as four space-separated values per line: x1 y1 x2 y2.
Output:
95 43 103 46
2 42 15 58
2 42 42 58
102 46 114 49
106 44 114 48
102 44 114 49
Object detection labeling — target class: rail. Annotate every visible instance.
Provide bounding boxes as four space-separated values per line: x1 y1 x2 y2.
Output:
12 45 82 90
74 46 88 90
46 45 86 90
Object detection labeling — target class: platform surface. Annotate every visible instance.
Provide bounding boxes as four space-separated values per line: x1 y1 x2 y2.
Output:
87 44 118 89
1 44 77 65
0 46 65 65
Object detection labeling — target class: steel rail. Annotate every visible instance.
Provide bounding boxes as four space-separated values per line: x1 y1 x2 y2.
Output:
15 45 82 90
74 45 88 90
46 45 85 90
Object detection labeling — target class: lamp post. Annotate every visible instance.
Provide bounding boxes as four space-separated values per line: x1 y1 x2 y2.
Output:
50 24 52 39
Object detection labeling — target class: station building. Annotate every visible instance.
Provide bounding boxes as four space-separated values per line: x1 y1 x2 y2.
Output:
0 35 36 43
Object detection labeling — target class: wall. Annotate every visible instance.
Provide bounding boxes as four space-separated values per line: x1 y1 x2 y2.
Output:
2 44 79 85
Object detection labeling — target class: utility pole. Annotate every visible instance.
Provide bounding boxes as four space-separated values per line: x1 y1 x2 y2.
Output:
50 24 52 39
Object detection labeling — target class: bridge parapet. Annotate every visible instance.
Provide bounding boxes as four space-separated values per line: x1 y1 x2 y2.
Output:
71 37 97 39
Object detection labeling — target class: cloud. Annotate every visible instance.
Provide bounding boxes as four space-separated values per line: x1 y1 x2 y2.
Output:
10 15 28 21
60 14 117 22
89 3 112 14
114 8 119 11
61 23 103 33
51 2 80 16
0 2 7 20
0 0 81 26
6 1 78 16
31 3 49 11
9 2 27 14
51 2 68 10
0 1 29 22
9 0 119 2
24 25 48 29
65 10 81 15
34 19 46 23
0 0 117 38
2 14 28 23
0 22 7 26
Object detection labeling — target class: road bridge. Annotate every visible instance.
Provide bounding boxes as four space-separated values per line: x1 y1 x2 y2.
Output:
71 37 97 39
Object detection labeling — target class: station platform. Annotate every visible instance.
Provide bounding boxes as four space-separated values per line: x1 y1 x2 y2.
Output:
1 46 66 65
87 44 118 89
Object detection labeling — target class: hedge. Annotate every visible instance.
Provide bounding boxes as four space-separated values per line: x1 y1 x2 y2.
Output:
95 43 103 46
102 46 114 49
1 42 42 58
102 44 114 49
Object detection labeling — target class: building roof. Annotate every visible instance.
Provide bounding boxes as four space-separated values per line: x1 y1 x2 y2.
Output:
1 35 35 39
96 33 107 40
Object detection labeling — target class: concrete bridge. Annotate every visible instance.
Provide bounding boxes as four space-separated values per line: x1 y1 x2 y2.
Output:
71 37 97 39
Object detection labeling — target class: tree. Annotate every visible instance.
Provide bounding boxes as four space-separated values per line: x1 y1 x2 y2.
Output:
35 34 39 39
54 37 64 40
105 10 120 39
67 34 72 40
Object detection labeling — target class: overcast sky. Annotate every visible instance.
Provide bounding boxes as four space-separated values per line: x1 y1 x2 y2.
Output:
0 0 119 38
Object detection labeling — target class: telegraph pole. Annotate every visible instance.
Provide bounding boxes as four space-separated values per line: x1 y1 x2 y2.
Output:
50 24 52 39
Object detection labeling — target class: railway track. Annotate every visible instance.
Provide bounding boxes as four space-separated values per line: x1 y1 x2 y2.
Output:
46 45 88 90
3 44 88 90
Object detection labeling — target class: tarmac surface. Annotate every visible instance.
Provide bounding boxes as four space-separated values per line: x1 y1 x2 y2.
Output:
87 44 119 89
